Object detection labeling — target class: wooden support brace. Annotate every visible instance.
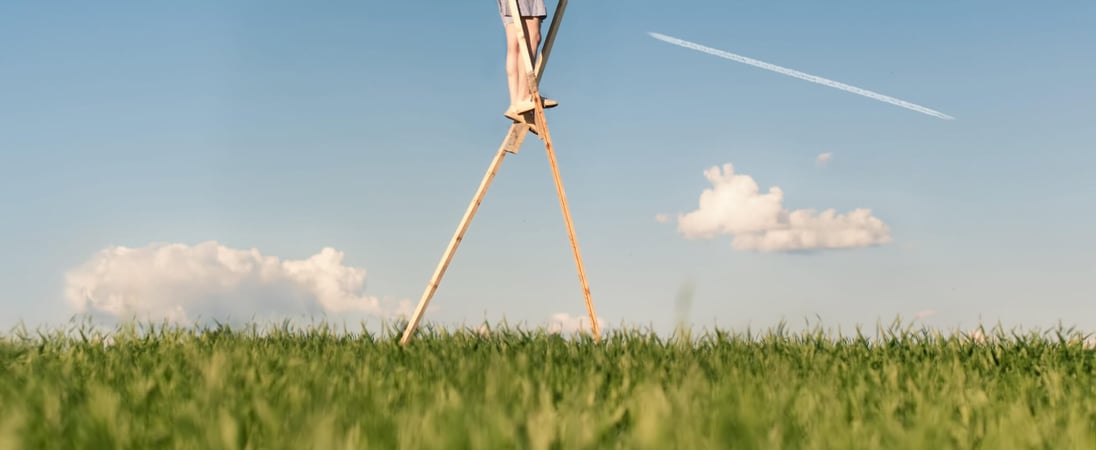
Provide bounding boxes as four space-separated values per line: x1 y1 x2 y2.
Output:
503 124 530 154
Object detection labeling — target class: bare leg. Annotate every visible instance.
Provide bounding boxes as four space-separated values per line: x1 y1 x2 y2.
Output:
504 17 541 110
515 17 542 104
504 23 521 107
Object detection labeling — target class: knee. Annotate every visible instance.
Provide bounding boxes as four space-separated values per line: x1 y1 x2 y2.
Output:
507 34 522 53
525 25 541 45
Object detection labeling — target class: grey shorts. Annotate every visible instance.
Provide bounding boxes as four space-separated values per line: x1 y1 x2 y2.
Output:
497 0 546 24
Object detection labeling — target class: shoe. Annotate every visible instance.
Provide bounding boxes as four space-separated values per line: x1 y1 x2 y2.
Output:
512 100 536 115
513 97 559 115
504 106 521 122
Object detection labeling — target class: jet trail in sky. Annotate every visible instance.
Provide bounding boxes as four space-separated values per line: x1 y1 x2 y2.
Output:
648 32 955 120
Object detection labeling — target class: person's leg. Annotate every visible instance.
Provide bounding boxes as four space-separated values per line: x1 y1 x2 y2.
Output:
501 1 555 119
504 22 521 107
513 16 541 105
508 18 557 115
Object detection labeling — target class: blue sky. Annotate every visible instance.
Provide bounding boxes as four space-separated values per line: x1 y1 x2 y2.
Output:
1 1 1093 335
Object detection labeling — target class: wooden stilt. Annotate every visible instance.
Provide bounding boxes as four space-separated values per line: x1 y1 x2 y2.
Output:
534 0 567 83
399 0 600 344
508 0 600 341
398 124 529 345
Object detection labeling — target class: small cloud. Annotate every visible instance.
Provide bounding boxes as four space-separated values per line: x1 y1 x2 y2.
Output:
816 152 833 167
673 163 892 252
655 213 671 223
914 309 937 320
546 312 604 335
968 328 987 344
65 241 410 324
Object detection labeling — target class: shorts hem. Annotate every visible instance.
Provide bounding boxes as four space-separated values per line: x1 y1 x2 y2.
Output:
501 14 547 24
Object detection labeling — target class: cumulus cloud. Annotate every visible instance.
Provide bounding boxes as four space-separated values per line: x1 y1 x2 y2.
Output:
546 312 604 335
65 241 411 324
654 213 671 223
674 163 892 252
816 152 833 167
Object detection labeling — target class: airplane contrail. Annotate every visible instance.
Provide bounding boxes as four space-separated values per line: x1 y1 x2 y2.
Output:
648 32 955 120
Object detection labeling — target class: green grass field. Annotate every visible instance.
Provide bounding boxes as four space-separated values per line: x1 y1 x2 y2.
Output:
1 321 1094 449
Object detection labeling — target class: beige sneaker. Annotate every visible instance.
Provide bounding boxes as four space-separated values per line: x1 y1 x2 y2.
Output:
513 100 536 115
504 105 522 122
514 97 558 115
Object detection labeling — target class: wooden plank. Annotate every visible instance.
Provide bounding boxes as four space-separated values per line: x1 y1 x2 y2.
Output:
535 0 568 82
503 124 530 153
531 100 601 342
399 124 525 345
509 0 601 341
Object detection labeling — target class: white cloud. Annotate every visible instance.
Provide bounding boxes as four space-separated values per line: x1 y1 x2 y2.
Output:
915 309 937 320
546 312 604 335
65 241 411 324
674 163 892 252
816 152 833 167
967 328 987 344
654 213 671 223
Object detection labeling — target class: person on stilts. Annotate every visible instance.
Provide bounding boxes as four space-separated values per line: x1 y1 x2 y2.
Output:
497 0 558 121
